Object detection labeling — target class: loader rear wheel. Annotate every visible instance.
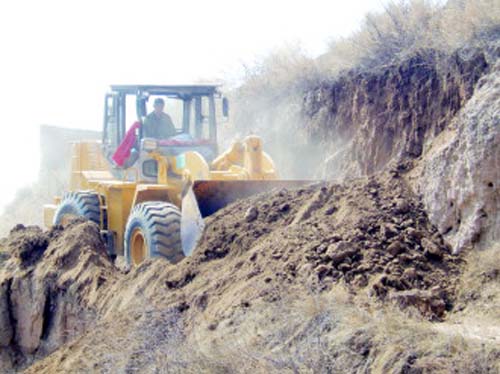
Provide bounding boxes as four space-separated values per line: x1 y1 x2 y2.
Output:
53 191 101 226
124 202 184 266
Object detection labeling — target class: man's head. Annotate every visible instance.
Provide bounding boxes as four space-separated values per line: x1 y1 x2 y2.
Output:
153 98 165 115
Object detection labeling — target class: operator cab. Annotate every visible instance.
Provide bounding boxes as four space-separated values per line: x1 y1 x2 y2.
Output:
102 84 229 177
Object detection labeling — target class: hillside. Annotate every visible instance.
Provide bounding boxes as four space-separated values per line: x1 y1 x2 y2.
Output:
1 174 497 373
0 0 499 372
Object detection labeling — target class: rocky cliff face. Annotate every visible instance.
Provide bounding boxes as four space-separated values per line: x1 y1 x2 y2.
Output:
409 60 499 253
303 42 499 252
304 48 489 178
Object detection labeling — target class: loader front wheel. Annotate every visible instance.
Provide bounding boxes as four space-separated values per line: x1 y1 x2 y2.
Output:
53 191 101 226
124 202 184 266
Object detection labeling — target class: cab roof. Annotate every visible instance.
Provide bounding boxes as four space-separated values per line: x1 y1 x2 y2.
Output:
110 84 221 96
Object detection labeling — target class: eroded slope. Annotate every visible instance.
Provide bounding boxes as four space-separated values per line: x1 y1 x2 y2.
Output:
6 175 482 373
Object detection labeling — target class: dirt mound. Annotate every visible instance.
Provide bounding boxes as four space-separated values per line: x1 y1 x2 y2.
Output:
0 220 116 371
0 174 469 372
19 174 470 373
5 225 52 267
182 173 462 319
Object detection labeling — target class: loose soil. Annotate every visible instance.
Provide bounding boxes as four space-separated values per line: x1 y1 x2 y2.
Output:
0 173 472 373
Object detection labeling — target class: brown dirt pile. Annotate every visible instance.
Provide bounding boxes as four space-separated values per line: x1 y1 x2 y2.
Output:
2 174 466 372
94 173 463 330
0 220 116 371
182 172 462 321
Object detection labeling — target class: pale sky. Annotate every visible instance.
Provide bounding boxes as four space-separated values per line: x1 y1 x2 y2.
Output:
0 0 386 212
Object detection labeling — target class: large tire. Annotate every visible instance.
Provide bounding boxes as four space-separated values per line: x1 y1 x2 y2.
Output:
53 191 101 226
124 202 184 266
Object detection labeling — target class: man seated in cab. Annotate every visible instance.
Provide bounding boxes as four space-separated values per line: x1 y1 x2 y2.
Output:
142 98 176 139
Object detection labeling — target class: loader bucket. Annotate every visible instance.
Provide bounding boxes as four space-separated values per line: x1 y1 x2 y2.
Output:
181 180 311 256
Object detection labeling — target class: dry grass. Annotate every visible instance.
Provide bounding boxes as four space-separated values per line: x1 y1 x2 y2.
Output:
234 0 500 100
180 294 498 373
365 307 499 373
455 243 500 319
226 0 499 180
22 277 499 373
111 284 499 373
236 44 322 103
322 0 500 73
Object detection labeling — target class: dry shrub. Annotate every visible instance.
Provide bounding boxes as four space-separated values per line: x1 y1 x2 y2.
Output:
227 1 500 180
369 315 499 373
440 0 500 49
225 45 328 179
236 44 322 104
186 284 362 373
322 0 500 73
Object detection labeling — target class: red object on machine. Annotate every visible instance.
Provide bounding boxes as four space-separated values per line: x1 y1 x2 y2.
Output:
112 121 141 166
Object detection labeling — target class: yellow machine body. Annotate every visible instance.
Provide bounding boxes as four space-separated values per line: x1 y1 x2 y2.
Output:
44 135 281 257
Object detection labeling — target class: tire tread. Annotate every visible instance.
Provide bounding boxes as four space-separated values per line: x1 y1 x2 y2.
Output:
124 201 184 265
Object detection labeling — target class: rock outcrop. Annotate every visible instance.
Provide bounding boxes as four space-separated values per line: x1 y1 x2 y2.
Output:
410 61 500 252
303 42 499 252
304 49 489 179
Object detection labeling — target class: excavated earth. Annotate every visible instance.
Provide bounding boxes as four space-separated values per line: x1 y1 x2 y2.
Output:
0 173 469 372
0 221 117 371
304 43 499 254
0 40 497 374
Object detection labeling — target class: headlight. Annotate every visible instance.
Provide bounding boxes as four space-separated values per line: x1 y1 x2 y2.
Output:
142 138 158 152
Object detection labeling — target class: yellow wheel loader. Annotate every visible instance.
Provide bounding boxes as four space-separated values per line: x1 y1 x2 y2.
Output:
44 85 304 266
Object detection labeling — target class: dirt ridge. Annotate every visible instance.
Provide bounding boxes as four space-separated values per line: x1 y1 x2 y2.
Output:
0 174 472 372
